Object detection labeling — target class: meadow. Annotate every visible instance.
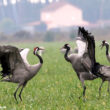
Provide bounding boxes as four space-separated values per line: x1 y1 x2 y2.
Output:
0 41 110 110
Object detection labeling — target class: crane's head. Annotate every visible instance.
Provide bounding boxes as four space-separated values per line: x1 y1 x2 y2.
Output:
61 44 70 50
100 40 109 49
33 47 44 55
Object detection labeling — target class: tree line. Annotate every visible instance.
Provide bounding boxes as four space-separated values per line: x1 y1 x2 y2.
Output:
0 0 110 24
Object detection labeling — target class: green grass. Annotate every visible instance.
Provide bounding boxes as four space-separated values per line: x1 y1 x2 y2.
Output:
0 41 110 110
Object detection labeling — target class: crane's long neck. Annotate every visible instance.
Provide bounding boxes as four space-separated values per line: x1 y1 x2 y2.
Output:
28 53 43 80
64 48 71 62
36 53 43 64
105 44 109 55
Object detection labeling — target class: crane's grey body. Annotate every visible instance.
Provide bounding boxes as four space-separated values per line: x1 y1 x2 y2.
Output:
9 63 42 83
68 54 97 80
0 45 43 102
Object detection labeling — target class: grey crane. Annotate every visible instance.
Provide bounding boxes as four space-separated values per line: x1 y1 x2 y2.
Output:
0 45 44 102
61 27 99 98
101 40 110 63
98 40 110 94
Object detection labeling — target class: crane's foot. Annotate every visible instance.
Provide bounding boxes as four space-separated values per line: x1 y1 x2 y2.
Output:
14 92 18 103
19 94 22 101
79 96 81 99
78 96 86 102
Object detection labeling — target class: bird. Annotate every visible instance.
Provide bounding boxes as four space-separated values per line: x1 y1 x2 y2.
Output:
91 41 110 96
98 40 110 95
100 40 110 63
0 45 44 102
61 27 99 98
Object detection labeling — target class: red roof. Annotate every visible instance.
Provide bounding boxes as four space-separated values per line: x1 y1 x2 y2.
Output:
27 21 41 26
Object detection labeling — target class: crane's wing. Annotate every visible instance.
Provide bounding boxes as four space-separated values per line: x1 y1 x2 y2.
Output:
73 47 78 53
0 45 25 77
81 27 96 64
20 48 30 66
76 27 87 56
77 27 97 74
79 28 110 77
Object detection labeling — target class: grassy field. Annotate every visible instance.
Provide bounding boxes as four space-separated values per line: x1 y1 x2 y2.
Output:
0 41 110 110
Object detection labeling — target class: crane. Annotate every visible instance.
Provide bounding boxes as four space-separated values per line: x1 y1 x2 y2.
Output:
61 27 99 98
0 45 44 102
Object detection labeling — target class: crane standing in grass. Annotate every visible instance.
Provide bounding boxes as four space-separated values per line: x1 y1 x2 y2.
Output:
0 45 44 102
100 40 110 93
61 27 99 98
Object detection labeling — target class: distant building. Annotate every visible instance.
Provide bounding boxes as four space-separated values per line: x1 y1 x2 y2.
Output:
41 1 89 30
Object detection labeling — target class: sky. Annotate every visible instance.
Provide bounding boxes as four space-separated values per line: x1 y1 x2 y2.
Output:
3 0 60 5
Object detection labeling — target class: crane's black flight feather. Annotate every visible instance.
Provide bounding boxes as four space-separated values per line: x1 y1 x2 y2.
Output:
0 45 24 78
78 27 104 77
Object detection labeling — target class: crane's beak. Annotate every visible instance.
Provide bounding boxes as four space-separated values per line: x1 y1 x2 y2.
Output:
60 46 65 50
39 48 45 50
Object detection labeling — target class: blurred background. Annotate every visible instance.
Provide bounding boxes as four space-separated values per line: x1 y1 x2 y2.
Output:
0 0 110 42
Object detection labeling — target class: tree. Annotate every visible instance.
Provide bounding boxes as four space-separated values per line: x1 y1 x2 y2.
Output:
0 18 16 33
44 31 55 42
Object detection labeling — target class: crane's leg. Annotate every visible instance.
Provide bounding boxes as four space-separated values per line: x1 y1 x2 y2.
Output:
99 80 104 97
79 78 86 100
19 82 27 101
107 81 110 93
82 81 86 98
14 84 22 102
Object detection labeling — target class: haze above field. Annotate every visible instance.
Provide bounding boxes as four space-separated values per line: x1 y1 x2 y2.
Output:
0 0 110 42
